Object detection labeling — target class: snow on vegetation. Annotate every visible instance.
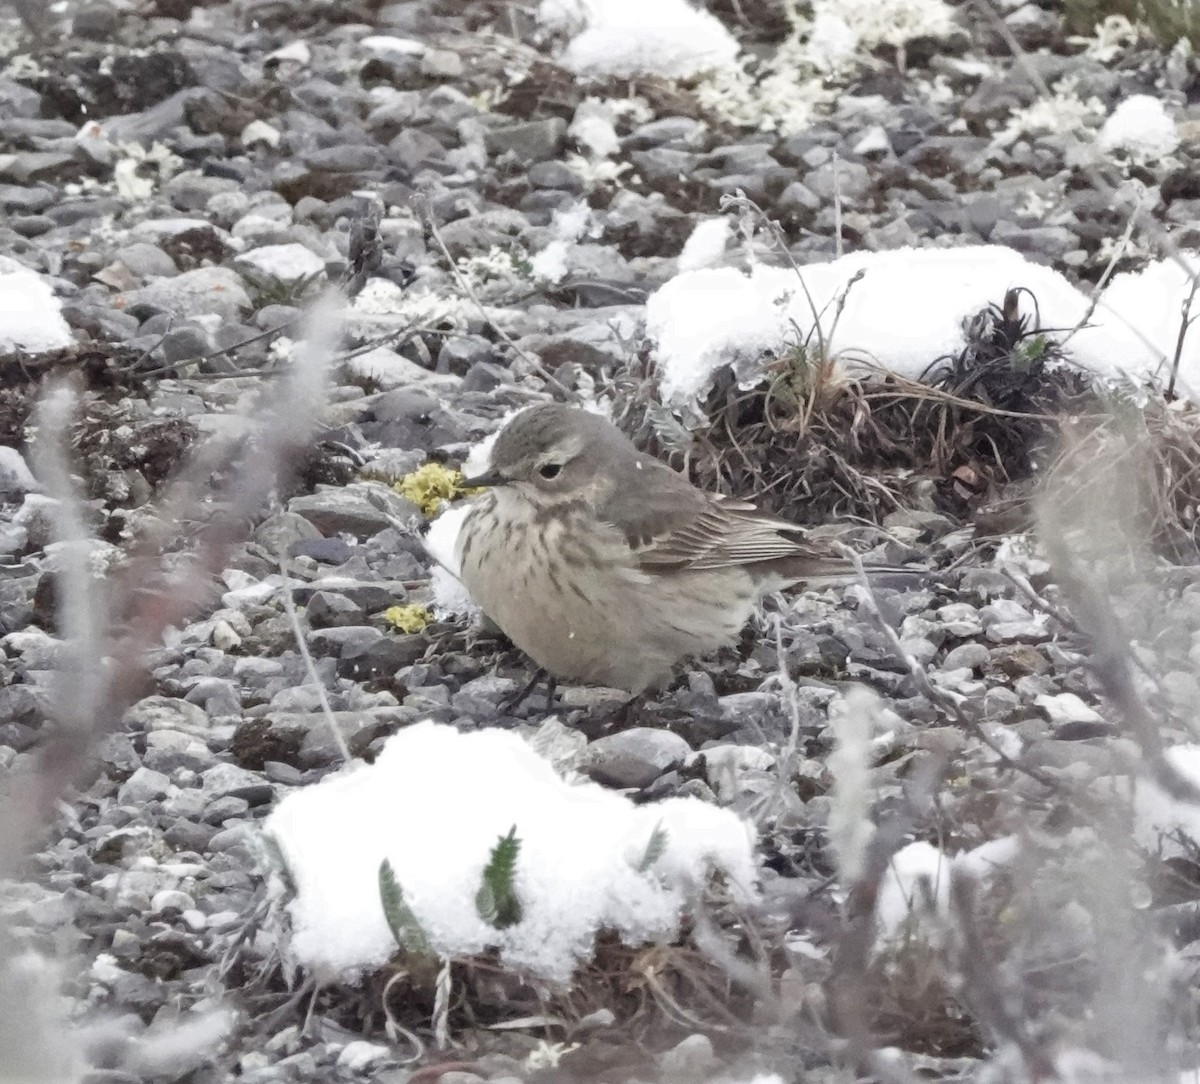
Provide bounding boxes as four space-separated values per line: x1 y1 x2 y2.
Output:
1098 94 1181 162
266 721 758 983
647 245 1200 411
1133 745 1200 856
538 0 739 79
876 838 1018 940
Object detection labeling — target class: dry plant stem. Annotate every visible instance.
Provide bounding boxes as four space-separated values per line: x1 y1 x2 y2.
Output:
832 148 844 261
839 546 1060 790
1168 272 1200 399
949 873 1054 1078
1039 529 1200 803
12 383 112 874
827 755 943 1071
278 551 352 765
434 957 453 1050
382 972 428 1064
421 201 574 400
690 902 776 1010
1 292 344 871
1061 192 1145 350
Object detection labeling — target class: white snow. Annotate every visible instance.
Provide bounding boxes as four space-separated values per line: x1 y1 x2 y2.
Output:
539 0 739 79
569 97 621 158
531 204 593 284
532 241 571 284
0 257 74 352
677 217 732 273
235 243 327 284
1134 744 1200 856
1098 94 1180 162
266 720 758 983
423 502 471 580
359 35 426 57
647 245 1200 411
423 503 479 618
1071 253 1200 394
876 837 1017 939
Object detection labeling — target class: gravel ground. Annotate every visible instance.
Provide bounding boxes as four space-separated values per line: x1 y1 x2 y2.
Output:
1 1 1200 1081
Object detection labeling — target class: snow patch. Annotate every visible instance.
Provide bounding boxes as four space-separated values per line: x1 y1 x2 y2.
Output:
1098 94 1179 162
648 246 1091 409
539 0 739 79
266 721 758 983
0 257 74 352
648 245 1200 411
677 217 732 273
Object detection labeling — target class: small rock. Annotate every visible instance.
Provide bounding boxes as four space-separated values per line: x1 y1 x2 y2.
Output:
1035 692 1104 726
485 118 566 163
200 763 274 805
659 1034 716 1082
118 767 171 805
122 267 250 320
580 728 693 789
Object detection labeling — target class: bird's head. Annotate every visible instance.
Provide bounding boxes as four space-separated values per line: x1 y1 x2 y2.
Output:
462 404 624 503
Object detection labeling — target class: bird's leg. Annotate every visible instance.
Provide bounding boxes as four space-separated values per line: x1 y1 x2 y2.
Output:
499 668 551 714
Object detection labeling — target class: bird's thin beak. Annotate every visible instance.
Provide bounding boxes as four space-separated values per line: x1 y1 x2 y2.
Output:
461 470 505 488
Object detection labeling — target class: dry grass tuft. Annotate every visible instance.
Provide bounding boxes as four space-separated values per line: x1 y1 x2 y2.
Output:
620 289 1095 526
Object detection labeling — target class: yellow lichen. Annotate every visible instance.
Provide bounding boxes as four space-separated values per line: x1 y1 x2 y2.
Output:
394 462 479 517
384 604 433 634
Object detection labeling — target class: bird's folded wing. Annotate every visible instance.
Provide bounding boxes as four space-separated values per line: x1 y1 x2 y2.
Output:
616 491 813 572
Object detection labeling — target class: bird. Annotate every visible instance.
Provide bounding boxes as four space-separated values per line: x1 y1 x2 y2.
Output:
455 403 916 696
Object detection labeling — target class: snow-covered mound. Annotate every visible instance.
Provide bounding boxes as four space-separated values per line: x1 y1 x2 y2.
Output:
0 257 74 353
647 245 1200 410
538 0 739 78
267 721 758 983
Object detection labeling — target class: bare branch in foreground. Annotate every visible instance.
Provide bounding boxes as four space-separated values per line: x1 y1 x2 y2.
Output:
2 291 345 871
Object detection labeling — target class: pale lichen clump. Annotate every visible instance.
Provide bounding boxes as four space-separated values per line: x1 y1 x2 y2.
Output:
394 462 480 517
694 0 957 135
383 604 433 633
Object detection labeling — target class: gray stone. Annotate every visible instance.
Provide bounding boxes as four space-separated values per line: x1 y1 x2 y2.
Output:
113 243 178 279
421 49 463 78
11 215 52 237
659 1034 716 1082
631 147 699 183
160 326 212 364
804 158 870 203
0 78 43 119
124 696 210 734
200 763 274 805
303 144 384 172
485 118 566 163
580 728 693 789
0 184 55 213
527 160 585 192
183 677 242 717
118 766 171 805
942 642 989 671
626 116 705 149
288 484 419 538
0 152 78 184
123 267 250 320
143 729 214 774
254 511 323 554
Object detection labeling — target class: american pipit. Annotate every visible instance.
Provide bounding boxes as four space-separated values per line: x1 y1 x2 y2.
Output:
457 404 914 695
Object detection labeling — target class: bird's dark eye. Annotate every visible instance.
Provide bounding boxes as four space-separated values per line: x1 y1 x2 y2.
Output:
539 463 562 480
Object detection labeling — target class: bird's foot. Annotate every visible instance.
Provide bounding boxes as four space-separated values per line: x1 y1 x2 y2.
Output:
498 668 557 716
